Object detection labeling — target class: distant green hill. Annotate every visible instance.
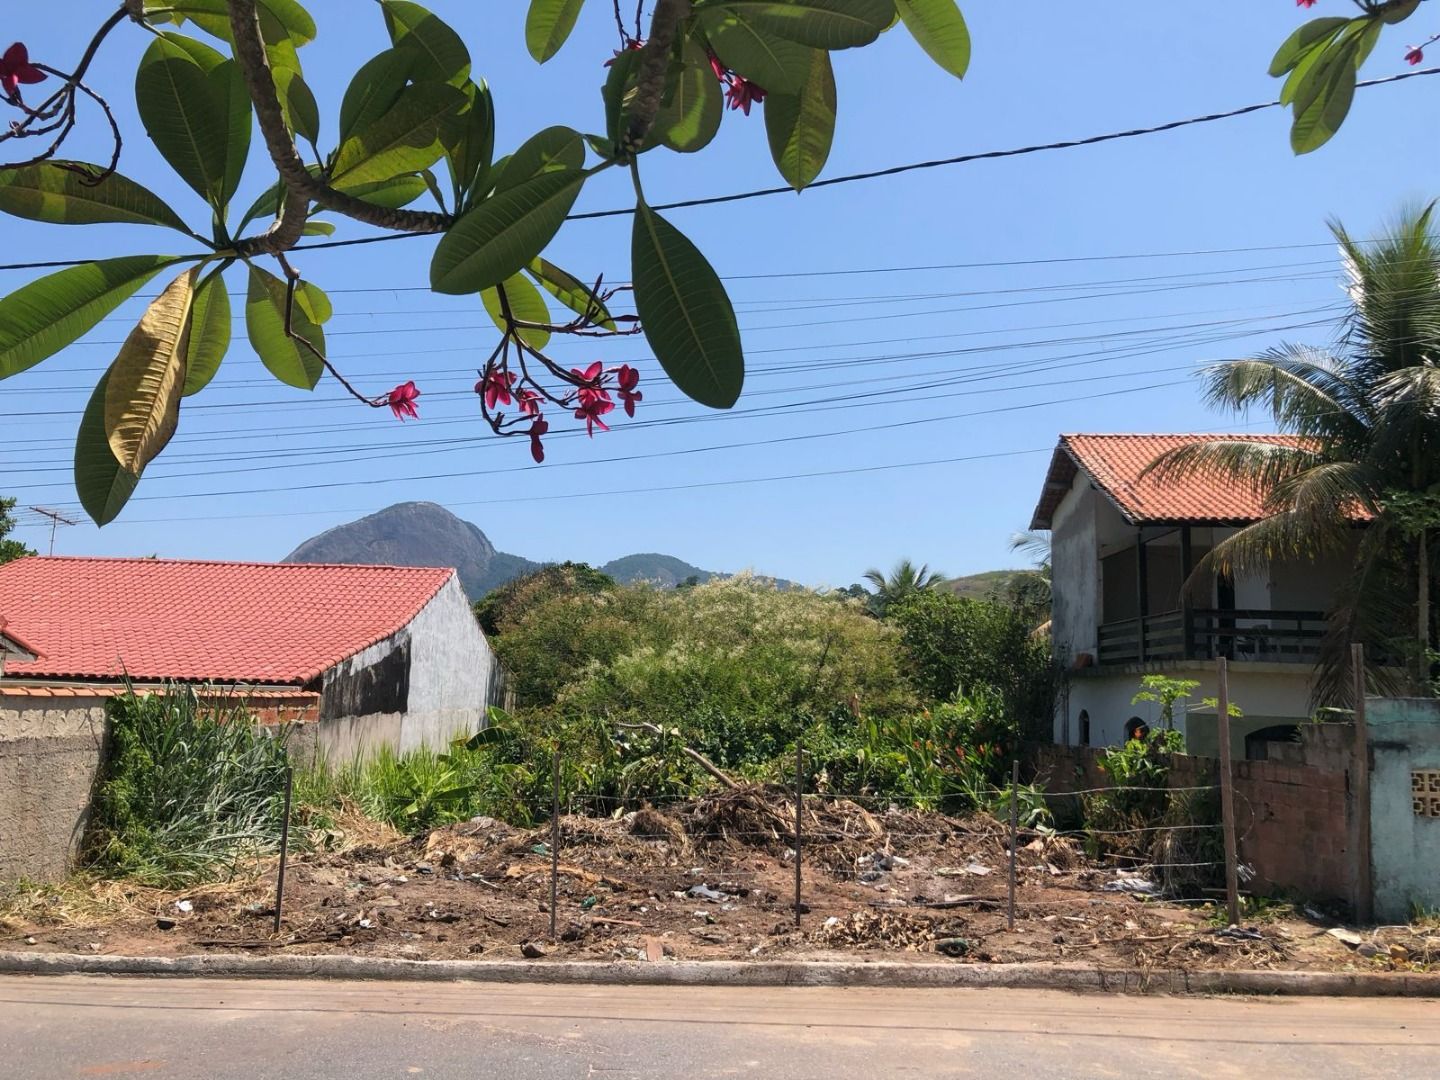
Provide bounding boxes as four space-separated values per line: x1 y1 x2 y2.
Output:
944 569 1028 601
600 553 715 587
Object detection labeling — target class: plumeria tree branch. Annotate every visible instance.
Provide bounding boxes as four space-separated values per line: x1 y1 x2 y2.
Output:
225 0 450 251
623 0 691 153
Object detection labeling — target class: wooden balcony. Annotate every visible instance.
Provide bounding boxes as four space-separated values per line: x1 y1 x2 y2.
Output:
1096 608 1325 667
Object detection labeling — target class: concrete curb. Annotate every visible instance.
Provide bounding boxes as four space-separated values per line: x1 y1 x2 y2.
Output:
1 952 1437 996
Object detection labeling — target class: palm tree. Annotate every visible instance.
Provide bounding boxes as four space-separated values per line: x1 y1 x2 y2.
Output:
1147 205 1440 703
1007 529 1052 627
863 558 947 616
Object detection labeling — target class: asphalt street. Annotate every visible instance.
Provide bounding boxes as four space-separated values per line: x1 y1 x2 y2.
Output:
1 975 1435 1079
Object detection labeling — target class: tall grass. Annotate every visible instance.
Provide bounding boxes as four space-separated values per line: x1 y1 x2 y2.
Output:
87 685 291 887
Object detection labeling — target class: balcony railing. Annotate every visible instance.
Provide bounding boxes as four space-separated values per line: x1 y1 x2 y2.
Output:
1096 608 1325 667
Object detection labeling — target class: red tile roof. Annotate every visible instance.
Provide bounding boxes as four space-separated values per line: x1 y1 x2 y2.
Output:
0 617 37 659
1030 433 1309 528
0 557 455 685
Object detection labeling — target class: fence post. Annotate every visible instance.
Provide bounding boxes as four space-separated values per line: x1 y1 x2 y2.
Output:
1215 657 1240 926
273 766 293 936
794 739 804 929
1351 643 1374 923
550 747 560 941
1007 759 1019 931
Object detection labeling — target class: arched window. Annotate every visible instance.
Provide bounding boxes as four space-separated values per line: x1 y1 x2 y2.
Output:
1079 709 1091 746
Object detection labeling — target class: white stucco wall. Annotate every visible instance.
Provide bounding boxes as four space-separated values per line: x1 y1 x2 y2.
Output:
1050 472 1098 668
308 574 503 763
1059 663 1317 751
399 574 501 753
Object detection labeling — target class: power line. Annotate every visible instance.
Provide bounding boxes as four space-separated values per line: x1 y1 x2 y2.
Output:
0 67 1433 277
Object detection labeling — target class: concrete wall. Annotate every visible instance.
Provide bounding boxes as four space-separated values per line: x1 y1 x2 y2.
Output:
304 575 502 763
0 692 108 882
1060 663 1316 751
1050 471 1099 677
1367 697 1440 922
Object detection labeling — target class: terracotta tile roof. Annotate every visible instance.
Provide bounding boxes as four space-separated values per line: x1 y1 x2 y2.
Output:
0 685 320 702
0 616 38 660
0 557 455 685
1030 433 1309 528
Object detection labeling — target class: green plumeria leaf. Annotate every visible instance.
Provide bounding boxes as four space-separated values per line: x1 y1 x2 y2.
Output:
430 168 587 294
631 202 743 409
1289 30 1367 154
75 373 140 526
495 126 586 192
526 257 616 330
526 0 588 63
338 48 414 146
135 35 251 211
1269 16 1349 77
276 66 321 145
381 0 472 86
104 267 197 476
330 82 466 189
302 220 336 236
764 49 836 190
245 264 324 389
0 162 189 232
0 256 176 380
296 280 333 324
657 38 724 153
444 79 496 207
603 48 642 156
699 8 816 93
892 0 971 79
699 0 892 49
482 274 552 349
336 173 431 208
183 269 231 396
142 0 317 48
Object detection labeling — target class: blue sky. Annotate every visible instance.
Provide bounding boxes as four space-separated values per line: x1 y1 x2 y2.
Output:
2 1 1436 586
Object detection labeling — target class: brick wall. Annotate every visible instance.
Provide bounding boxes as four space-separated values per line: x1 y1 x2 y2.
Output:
1233 758 1354 905
1032 741 1357 908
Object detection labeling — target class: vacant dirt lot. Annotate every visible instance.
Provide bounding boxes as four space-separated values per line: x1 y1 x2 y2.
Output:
4 787 1434 972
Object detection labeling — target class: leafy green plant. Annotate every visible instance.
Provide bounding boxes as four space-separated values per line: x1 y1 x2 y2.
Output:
87 685 291 886
1133 675 1241 730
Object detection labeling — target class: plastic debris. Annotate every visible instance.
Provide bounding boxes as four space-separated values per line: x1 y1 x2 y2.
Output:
1326 927 1364 948
1100 875 1158 896
174 899 193 913
687 884 728 902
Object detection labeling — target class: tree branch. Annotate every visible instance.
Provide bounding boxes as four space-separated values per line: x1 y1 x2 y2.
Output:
624 0 692 153
225 0 449 254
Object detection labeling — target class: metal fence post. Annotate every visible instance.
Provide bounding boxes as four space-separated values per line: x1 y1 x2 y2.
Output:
273 765 293 935
550 747 560 941
1351 643 1374 923
1216 657 1241 926
1007 759 1019 931
794 739 804 929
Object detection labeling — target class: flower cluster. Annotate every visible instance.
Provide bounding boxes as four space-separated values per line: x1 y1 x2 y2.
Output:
473 360 642 462
707 52 766 115
0 42 45 104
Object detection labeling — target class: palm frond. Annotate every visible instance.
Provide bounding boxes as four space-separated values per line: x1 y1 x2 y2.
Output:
1144 439 1316 498
1312 520 1411 707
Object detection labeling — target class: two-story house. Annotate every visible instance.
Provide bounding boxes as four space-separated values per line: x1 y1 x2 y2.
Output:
1031 433 1355 758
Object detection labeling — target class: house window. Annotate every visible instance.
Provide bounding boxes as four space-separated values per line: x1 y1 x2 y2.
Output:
1079 709 1091 746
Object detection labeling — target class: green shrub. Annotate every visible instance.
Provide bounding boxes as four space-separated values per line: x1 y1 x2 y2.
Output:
888 591 1055 743
87 686 291 887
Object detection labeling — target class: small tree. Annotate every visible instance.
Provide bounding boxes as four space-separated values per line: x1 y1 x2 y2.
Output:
0 498 36 565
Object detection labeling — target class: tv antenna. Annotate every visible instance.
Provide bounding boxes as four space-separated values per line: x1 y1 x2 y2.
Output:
27 506 78 556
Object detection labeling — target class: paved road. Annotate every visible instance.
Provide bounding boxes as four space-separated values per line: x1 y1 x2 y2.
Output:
1 975 1435 1079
